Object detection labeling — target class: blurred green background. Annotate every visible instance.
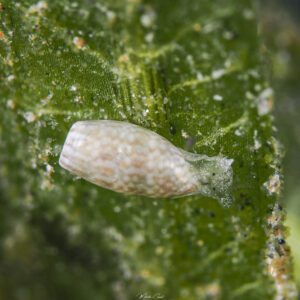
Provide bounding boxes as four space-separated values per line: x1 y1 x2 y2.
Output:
262 0 300 289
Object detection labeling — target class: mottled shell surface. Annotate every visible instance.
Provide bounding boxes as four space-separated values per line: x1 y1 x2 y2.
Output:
59 121 199 198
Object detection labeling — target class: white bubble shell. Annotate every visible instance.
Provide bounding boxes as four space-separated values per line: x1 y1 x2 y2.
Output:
59 120 234 204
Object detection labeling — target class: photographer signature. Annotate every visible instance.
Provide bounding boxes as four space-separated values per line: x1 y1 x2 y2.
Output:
136 292 165 299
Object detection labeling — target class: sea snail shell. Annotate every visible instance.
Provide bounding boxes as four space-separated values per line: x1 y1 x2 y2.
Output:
59 121 234 206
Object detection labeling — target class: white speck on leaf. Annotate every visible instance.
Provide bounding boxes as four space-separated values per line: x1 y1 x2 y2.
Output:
140 9 156 28
213 94 223 101
254 130 261 150
212 69 225 79
145 32 154 43
7 75 15 82
24 112 36 123
28 1 48 14
243 9 254 20
223 31 234 40
257 88 274 116
73 37 85 50
106 11 116 23
234 129 242 136
7 99 15 109
246 91 254 100
181 130 188 138
197 72 204 80
254 84 262 92
264 173 281 195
